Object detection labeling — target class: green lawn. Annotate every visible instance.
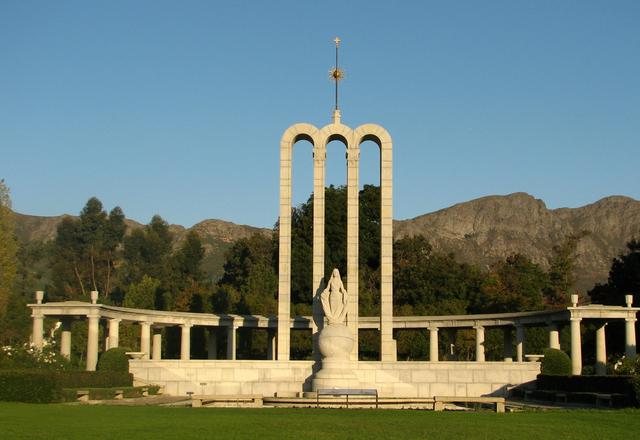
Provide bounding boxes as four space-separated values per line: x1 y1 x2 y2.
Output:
0 403 638 439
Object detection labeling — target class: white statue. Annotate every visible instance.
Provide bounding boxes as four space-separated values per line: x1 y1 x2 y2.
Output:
320 268 348 324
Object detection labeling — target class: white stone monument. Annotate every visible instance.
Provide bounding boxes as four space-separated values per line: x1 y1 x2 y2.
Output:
313 268 360 389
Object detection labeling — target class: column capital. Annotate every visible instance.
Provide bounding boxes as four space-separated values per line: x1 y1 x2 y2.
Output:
570 316 583 322
626 317 638 323
109 318 122 324
181 323 193 329
428 325 439 332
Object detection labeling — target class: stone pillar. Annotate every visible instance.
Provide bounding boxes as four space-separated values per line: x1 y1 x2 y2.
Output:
548 323 560 350
595 322 607 375
625 317 637 358
108 318 120 349
277 132 294 361
570 317 582 375
60 319 72 360
267 329 277 360
152 327 162 361
311 145 326 362
429 327 439 362
180 324 192 361
207 328 217 360
515 325 524 362
475 325 485 362
140 322 151 360
86 315 100 371
503 327 513 361
346 146 359 360
380 138 395 361
227 325 237 360
31 310 44 350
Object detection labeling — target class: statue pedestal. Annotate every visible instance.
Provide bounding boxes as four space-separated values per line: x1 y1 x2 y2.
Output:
312 323 360 390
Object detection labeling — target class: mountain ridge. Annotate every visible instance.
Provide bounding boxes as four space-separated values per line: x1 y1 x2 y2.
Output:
12 192 640 292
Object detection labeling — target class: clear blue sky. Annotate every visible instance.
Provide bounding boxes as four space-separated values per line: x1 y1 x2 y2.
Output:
1 1 638 228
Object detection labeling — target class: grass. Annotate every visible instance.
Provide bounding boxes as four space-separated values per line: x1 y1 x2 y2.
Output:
0 403 639 439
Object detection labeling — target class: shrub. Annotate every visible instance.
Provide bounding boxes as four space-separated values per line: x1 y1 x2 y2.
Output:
0 370 62 403
54 371 133 388
97 347 130 373
540 348 572 375
0 343 70 371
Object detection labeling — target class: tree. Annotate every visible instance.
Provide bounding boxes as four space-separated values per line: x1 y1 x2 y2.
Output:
0 179 18 319
544 232 588 308
589 239 640 306
51 197 126 300
477 254 547 313
122 215 173 285
393 235 482 316
123 275 160 310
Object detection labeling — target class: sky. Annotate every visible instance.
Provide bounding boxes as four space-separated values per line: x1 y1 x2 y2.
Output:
1 1 639 228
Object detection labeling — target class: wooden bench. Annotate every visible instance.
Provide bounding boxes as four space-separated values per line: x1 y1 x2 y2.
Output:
76 390 90 402
316 388 378 409
433 396 505 413
190 394 263 408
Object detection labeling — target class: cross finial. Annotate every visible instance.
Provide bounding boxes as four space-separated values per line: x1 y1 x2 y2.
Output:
330 37 344 118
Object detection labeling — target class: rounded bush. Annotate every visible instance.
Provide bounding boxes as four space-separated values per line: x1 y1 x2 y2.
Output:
541 348 572 376
97 348 130 373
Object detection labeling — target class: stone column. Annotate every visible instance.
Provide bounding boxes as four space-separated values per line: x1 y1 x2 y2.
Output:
59 319 72 360
570 317 582 375
503 327 513 361
311 145 326 362
346 146 359 361
277 133 294 361
548 323 560 350
140 322 151 360
515 325 524 362
150 327 161 360
207 328 217 360
180 324 192 361
595 322 607 375
108 318 120 349
380 139 395 361
31 310 44 350
227 325 237 360
429 327 439 362
475 325 485 362
86 315 100 371
267 329 277 360
625 317 637 358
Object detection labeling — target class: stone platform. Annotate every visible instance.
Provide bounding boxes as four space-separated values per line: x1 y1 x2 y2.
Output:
129 359 540 398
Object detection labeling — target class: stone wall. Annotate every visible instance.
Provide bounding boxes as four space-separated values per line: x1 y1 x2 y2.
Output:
129 360 539 398
129 360 314 397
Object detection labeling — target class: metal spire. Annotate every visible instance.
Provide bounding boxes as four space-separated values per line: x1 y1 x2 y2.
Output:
330 37 344 118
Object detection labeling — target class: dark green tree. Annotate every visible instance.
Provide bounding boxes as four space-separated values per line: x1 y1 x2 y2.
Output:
51 197 125 301
589 239 640 306
477 254 547 313
544 232 588 308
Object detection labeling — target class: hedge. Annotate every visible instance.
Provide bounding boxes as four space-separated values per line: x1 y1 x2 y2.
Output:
0 370 62 403
537 374 636 403
61 385 161 402
54 371 133 388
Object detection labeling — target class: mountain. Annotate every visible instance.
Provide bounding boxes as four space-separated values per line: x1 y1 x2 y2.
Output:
12 192 640 292
394 193 640 292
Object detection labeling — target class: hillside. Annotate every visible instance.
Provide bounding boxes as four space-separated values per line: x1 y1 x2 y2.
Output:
395 193 640 292
12 192 640 291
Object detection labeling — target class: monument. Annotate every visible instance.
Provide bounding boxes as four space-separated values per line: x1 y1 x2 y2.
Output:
26 39 639 400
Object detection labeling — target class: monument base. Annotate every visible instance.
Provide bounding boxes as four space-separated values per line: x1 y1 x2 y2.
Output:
313 323 359 389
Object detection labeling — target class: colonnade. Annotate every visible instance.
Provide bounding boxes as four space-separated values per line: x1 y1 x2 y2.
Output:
29 292 638 374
